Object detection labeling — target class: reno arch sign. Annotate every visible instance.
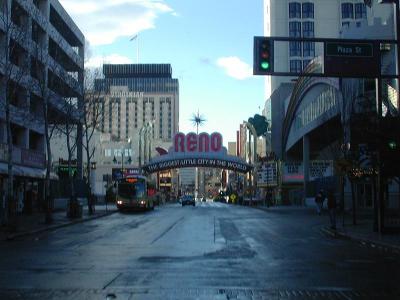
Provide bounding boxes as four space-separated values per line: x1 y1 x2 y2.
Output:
174 132 223 153
142 132 253 174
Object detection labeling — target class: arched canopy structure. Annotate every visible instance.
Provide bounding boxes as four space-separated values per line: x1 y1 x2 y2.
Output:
142 132 253 174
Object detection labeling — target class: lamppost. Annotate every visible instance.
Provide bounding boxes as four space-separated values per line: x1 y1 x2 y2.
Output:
244 120 258 204
113 139 132 179
113 152 132 178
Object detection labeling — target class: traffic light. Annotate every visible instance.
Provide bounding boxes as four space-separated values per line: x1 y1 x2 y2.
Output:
254 37 273 75
379 116 400 178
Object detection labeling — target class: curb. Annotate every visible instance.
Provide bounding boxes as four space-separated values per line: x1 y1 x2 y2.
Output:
4 210 117 241
321 227 400 254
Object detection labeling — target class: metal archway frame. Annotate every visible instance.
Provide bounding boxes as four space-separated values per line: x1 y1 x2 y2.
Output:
142 155 253 174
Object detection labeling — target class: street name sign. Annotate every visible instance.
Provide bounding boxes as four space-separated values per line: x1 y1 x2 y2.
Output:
324 41 379 77
326 42 373 58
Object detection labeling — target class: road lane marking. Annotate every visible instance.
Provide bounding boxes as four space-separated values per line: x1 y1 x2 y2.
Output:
102 272 122 290
151 216 185 244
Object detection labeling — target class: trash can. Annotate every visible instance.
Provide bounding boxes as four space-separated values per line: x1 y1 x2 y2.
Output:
67 198 83 218
77 200 83 218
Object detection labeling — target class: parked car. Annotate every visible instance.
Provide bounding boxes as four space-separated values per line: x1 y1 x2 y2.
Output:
181 194 195 206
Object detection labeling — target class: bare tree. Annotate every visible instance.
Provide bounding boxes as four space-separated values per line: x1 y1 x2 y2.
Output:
53 96 79 217
30 29 58 224
82 66 103 214
0 0 32 228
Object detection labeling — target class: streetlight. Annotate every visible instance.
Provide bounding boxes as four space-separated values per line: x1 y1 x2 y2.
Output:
113 150 132 178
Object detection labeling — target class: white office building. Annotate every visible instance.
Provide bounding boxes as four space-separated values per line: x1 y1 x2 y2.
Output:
263 0 392 98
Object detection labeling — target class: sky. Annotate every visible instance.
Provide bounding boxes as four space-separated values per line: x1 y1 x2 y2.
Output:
59 0 266 145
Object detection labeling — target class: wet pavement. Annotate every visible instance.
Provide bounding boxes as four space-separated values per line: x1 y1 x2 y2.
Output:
0 204 118 241
0 202 399 299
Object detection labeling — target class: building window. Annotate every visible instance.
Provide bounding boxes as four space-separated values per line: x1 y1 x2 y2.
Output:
342 3 354 19
303 42 315 57
114 149 122 157
302 2 314 19
289 2 301 19
108 100 113 134
290 60 302 73
289 21 301 37
289 41 302 56
355 3 366 19
104 149 111 157
342 21 350 28
302 21 314 37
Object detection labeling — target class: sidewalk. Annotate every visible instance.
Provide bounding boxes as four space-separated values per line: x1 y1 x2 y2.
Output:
255 204 400 253
0 203 117 241
322 214 400 253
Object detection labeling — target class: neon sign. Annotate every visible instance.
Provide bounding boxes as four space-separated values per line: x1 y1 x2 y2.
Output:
174 132 222 153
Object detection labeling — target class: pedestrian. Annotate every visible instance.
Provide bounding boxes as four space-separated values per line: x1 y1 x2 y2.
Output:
327 190 337 230
315 189 324 215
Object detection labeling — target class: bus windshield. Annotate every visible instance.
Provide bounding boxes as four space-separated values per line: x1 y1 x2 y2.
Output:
118 180 146 199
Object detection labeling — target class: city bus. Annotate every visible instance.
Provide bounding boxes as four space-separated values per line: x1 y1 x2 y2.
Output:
116 175 155 211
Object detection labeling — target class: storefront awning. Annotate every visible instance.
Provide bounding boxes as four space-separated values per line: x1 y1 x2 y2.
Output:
0 163 58 180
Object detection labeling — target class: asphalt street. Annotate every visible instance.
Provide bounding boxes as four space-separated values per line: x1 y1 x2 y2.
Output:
0 201 399 299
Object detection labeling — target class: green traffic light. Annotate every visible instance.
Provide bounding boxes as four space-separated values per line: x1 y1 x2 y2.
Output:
388 141 397 150
261 62 270 70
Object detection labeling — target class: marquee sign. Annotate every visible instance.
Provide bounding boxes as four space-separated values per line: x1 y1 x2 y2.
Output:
282 160 333 183
174 132 223 153
142 132 253 174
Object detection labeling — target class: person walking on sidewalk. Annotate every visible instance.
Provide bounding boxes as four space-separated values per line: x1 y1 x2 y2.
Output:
327 190 337 230
315 189 324 215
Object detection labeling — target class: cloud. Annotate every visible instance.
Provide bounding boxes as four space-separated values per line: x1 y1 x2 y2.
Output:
216 56 253 80
59 0 176 45
86 54 133 68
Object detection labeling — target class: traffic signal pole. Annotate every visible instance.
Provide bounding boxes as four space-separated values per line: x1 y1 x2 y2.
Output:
254 36 397 233
396 0 400 110
376 77 385 234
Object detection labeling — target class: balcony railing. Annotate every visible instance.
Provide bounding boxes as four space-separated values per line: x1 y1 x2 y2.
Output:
0 143 45 168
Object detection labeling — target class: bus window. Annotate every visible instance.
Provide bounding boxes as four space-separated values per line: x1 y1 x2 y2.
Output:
118 181 146 198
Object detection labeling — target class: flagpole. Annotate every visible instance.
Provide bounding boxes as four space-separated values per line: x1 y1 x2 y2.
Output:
130 34 139 64
137 34 139 64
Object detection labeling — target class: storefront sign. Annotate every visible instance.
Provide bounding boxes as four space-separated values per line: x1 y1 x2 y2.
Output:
309 160 333 180
257 162 278 187
282 161 303 183
282 160 333 183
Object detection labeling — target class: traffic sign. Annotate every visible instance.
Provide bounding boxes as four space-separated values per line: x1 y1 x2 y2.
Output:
252 37 393 78
326 42 373 58
324 40 379 77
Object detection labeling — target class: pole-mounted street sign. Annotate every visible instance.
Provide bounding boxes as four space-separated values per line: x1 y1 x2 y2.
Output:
325 42 374 57
253 36 395 78
324 40 379 77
